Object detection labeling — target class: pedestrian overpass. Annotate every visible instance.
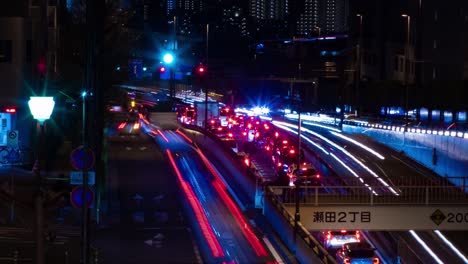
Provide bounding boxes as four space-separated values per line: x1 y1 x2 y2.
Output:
267 184 468 231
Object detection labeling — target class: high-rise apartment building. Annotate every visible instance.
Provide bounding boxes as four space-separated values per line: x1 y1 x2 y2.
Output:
296 0 347 36
249 0 289 20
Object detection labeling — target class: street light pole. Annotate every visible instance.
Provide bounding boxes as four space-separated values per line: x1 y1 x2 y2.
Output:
81 91 89 264
28 96 55 264
402 14 411 132
204 24 209 129
356 14 363 116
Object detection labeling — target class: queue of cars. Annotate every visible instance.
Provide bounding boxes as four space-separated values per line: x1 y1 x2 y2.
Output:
177 107 379 264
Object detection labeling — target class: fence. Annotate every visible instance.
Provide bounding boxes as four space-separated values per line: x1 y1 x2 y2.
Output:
270 185 468 206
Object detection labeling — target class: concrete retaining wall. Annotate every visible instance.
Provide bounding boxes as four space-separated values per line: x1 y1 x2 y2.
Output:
344 125 468 178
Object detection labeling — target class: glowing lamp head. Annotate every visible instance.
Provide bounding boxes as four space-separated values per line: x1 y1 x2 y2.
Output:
163 53 174 64
28 96 55 124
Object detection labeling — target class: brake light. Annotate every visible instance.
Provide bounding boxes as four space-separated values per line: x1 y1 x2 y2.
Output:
5 108 16 113
344 258 350 264
316 174 320 179
302 167 307 171
211 120 215 124
275 132 279 137
341 230 347 234
289 149 295 154
355 230 360 240
256 121 259 124
264 125 269 129
118 122 127 129
228 133 233 137
282 140 288 144
255 132 259 137
373 257 380 264
277 162 282 167
247 124 252 129
326 231 331 241
217 127 222 131
242 132 247 136
266 146 270 151
244 158 250 167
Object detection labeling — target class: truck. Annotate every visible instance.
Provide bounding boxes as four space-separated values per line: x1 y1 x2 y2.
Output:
195 101 219 127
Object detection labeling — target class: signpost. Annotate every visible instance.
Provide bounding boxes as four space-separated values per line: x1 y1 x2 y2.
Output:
70 186 95 208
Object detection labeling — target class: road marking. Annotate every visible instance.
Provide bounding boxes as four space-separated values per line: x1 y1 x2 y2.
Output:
262 236 285 263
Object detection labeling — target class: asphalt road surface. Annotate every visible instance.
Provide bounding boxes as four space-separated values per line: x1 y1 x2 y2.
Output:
92 116 200 264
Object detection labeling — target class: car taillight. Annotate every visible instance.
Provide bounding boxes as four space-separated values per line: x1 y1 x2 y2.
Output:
266 146 270 151
373 257 380 264
244 158 250 167
277 162 282 167
228 133 233 137
242 132 247 136
118 122 126 129
344 258 351 264
326 231 331 240
316 174 320 179
355 230 360 240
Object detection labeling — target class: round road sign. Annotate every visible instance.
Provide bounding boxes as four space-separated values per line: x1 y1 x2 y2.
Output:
70 186 94 208
70 145 95 170
8 131 17 139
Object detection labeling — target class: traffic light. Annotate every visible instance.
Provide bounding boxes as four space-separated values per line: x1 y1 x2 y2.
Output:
195 65 206 75
163 53 174 64
37 57 47 75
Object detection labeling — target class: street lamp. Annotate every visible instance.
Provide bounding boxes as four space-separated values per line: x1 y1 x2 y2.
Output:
163 52 176 99
402 14 411 131
28 96 55 264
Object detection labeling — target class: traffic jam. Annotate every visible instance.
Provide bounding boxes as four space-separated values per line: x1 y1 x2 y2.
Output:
177 105 382 264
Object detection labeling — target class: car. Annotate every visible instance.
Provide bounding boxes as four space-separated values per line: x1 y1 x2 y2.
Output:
117 119 141 135
321 230 361 249
221 138 239 153
287 162 320 187
336 241 380 264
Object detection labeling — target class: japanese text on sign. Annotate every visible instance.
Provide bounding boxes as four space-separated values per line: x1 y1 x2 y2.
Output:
313 211 371 223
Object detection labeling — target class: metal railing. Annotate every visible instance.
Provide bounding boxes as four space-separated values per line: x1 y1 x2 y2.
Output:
269 185 468 206
265 186 337 264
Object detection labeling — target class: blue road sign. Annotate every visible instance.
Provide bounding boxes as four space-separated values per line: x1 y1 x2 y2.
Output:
70 186 94 208
70 146 95 170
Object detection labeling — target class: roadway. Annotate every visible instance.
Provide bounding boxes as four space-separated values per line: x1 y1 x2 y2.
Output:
275 117 468 264
92 112 200 263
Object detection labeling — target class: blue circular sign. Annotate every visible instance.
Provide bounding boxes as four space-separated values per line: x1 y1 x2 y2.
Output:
70 146 95 170
70 186 94 208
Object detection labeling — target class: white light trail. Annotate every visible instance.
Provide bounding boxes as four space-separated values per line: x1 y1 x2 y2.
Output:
409 230 444 264
434 230 468 263
330 131 385 160
273 121 399 196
